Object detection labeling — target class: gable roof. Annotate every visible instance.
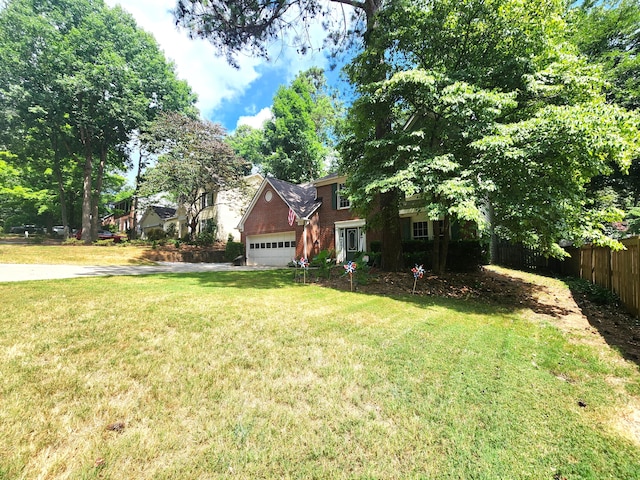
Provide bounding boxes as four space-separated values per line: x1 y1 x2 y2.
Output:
151 205 177 220
267 177 322 219
237 176 323 231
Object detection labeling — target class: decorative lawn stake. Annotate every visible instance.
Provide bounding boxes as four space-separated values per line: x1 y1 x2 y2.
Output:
411 264 425 294
299 257 309 283
344 260 357 292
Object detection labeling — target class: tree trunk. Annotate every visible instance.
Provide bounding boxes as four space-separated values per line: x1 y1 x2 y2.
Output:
488 200 498 264
432 216 451 275
131 148 145 240
80 126 93 244
437 215 451 274
52 150 69 240
91 145 106 240
379 190 403 271
432 220 440 274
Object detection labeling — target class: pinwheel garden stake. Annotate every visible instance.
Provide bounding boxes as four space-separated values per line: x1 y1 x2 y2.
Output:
299 257 309 283
411 264 425 294
344 260 357 291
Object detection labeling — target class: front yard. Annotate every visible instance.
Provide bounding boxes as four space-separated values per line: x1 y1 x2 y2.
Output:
1 267 639 479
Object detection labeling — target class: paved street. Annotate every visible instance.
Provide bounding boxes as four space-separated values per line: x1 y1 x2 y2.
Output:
0 262 278 282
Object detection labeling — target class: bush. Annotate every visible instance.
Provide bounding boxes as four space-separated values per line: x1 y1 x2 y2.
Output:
166 223 177 238
225 241 244 261
401 240 486 272
564 277 619 305
194 231 215 247
311 249 336 279
146 228 167 241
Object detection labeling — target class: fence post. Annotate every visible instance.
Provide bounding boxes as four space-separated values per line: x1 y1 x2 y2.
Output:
607 247 612 290
637 236 640 317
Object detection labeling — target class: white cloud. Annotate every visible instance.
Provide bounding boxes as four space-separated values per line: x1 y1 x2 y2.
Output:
105 0 263 118
237 107 273 129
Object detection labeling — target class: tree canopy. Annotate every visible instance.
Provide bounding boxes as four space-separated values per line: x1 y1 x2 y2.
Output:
139 112 247 239
339 0 640 272
0 0 196 239
261 67 341 183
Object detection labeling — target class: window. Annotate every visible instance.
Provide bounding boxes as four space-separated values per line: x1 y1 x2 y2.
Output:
201 191 214 209
413 221 429 240
337 183 351 209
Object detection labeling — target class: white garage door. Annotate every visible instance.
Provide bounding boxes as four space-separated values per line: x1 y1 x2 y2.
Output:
246 232 296 266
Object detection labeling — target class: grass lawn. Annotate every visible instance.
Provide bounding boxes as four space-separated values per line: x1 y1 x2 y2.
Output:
0 243 157 266
1 269 639 479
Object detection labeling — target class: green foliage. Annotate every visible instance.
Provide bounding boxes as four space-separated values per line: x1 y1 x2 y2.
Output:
0 0 196 241
226 124 266 173
403 240 487 272
146 228 167 242
310 249 336 279
262 68 342 183
139 112 245 240
564 277 620 306
569 0 640 110
193 231 215 247
165 223 177 239
341 0 640 269
224 241 244 261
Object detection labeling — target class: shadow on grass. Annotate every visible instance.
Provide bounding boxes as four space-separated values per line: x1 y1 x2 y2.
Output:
143 266 640 366
179 266 574 318
305 266 582 318
159 269 295 290
564 277 640 366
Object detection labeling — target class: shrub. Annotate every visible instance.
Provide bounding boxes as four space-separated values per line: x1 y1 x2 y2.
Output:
311 249 336 279
166 223 177 238
402 240 486 272
146 228 167 241
564 277 620 305
225 241 244 261
194 231 215 247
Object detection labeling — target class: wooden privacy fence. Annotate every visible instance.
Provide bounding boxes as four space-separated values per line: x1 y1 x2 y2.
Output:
580 237 640 318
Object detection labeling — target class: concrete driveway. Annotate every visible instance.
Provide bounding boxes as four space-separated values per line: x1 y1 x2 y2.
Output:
0 262 278 282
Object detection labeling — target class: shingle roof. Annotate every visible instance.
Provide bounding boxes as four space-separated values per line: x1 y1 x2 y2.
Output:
151 206 177 220
267 177 322 219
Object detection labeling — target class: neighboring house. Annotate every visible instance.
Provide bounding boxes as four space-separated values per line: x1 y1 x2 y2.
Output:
197 173 263 241
238 173 475 267
139 205 177 238
102 197 134 233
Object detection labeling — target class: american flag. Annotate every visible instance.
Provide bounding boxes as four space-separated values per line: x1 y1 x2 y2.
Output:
288 207 296 226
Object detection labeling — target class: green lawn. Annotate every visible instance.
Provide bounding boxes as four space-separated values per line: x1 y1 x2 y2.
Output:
0 243 157 265
1 270 639 479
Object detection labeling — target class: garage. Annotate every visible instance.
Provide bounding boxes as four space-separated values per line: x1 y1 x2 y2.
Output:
246 232 296 266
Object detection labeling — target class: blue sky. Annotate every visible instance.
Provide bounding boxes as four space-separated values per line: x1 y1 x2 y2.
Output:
105 0 352 132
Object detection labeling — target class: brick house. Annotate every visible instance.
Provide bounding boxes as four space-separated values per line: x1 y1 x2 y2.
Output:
238 173 381 266
238 173 479 267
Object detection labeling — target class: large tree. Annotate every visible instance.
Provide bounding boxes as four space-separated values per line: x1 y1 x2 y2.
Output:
0 0 196 242
139 112 247 239
226 124 266 174
568 0 640 235
261 67 341 183
172 0 407 270
340 0 640 273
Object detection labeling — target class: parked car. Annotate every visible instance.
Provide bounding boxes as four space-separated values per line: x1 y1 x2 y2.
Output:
75 229 123 243
52 225 65 236
10 225 44 234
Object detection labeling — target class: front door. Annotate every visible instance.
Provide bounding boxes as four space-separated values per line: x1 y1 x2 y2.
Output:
346 227 359 261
